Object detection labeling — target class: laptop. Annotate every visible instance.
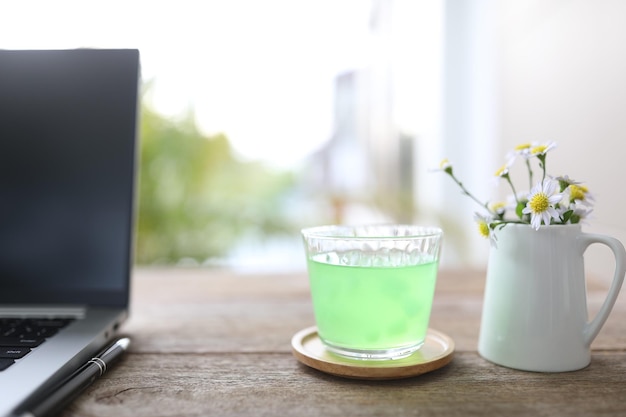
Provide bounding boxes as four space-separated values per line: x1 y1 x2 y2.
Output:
0 48 140 417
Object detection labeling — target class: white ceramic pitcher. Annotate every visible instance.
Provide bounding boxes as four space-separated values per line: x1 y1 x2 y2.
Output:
478 223 626 372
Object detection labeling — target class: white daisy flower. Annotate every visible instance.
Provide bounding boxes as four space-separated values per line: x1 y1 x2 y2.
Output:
488 201 507 217
522 179 563 230
571 202 594 223
474 213 497 246
566 184 594 206
555 175 582 186
492 159 516 185
437 158 452 173
506 142 534 161
529 141 557 157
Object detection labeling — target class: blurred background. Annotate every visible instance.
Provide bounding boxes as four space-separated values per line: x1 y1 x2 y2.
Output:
3 0 626 278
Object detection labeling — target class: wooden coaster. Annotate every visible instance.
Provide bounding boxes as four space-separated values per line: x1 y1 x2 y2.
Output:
291 326 454 380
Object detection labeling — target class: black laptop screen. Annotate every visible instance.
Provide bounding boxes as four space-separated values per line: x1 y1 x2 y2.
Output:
0 49 139 307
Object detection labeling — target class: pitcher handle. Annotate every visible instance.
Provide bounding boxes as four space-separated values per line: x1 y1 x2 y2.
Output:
579 233 626 346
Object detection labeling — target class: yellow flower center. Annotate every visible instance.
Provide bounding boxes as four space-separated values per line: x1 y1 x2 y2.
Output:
531 145 547 155
569 185 587 201
439 158 450 169
478 222 490 238
494 165 507 177
529 192 550 213
515 143 531 151
489 202 506 212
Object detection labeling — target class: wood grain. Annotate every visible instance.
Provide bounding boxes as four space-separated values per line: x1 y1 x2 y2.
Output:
58 267 626 417
67 352 626 417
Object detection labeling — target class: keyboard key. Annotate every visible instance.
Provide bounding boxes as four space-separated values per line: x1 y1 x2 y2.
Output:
0 317 74 371
0 337 44 348
0 347 31 359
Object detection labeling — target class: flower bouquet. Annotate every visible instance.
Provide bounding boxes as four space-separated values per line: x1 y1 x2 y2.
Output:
453 143 626 373
438 142 594 244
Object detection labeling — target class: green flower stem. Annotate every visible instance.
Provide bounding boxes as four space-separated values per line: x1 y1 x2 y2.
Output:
538 154 547 182
503 174 521 207
489 219 527 230
525 158 534 189
446 172 491 213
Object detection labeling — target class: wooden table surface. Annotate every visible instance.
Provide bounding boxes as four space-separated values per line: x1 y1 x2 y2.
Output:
63 268 626 417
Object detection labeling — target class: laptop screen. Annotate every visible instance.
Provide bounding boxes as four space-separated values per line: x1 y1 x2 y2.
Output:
0 49 140 307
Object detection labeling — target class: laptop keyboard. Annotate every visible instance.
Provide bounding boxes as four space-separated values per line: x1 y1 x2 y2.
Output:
0 318 74 371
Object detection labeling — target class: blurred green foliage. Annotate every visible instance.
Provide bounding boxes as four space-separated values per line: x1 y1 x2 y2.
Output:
136 102 298 265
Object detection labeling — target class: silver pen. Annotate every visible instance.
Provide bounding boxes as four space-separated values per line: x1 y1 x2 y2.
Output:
18 337 130 417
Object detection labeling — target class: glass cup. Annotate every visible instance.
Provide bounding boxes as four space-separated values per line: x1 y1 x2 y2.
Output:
301 224 443 360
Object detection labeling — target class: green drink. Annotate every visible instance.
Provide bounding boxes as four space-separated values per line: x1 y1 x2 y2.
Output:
307 256 438 358
301 225 443 360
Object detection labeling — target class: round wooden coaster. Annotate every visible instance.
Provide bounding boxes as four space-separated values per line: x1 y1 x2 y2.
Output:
291 326 455 380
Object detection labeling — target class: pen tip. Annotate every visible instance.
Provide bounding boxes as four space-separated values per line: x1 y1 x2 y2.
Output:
117 337 131 350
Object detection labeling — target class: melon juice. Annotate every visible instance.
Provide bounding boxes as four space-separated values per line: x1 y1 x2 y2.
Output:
307 255 438 358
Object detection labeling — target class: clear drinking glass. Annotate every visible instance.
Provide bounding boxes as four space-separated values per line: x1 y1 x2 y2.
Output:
301 225 443 360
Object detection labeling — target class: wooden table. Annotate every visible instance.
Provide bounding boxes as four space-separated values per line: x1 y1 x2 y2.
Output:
64 268 626 416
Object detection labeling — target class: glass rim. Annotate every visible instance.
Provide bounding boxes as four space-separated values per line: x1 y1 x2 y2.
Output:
300 224 443 240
